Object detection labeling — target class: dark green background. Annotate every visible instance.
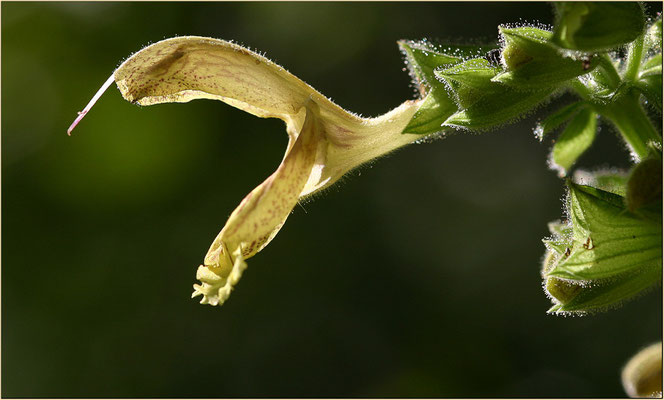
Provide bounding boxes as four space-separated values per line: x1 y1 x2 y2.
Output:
2 2 661 397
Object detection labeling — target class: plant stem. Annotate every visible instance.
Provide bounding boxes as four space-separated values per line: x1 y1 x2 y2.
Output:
600 91 661 161
625 35 645 82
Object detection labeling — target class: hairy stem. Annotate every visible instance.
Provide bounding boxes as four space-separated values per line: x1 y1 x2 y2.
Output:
624 35 645 82
601 91 661 160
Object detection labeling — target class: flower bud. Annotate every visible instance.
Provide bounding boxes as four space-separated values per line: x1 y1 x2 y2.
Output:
622 342 663 398
626 158 663 213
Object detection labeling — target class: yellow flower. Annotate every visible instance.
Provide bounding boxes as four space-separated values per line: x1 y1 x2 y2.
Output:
72 36 425 306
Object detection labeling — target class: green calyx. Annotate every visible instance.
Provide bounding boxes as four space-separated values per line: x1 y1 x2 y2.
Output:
542 180 662 315
496 26 599 90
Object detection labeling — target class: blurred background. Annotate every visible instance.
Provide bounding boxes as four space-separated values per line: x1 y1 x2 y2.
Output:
2 2 661 397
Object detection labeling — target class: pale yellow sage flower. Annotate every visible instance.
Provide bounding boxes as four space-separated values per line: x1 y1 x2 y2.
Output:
70 36 426 306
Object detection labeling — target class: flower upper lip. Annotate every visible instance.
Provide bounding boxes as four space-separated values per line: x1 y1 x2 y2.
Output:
105 36 426 306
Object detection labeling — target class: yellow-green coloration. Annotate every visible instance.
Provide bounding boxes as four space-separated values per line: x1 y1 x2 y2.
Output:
541 227 582 307
622 342 663 398
545 277 583 305
499 26 552 71
501 44 533 70
112 36 424 306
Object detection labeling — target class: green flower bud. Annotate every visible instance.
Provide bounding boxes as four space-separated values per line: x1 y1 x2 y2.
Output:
626 158 663 213
496 26 598 89
545 276 583 305
502 42 534 70
541 181 662 315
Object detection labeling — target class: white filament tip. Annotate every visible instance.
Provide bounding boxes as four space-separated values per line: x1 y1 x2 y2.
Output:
67 73 115 136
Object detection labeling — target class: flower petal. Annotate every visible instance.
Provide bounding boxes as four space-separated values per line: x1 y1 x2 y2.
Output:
299 99 424 197
111 36 427 306
192 244 247 306
115 36 360 140
192 101 322 305
114 36 424 197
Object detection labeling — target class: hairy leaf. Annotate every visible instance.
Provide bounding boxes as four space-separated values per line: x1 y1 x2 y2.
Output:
534 101 587 140
550 108 597 175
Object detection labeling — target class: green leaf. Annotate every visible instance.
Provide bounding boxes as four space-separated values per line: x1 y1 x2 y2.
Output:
443 87 552 130
534 101 587 140
403 87 457 135
547 183 662 281
550 108 597 175
496 26 598 89
551 2 645 51
548 262 662 314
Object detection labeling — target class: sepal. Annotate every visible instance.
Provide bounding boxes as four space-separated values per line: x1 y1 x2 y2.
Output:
403 88 457 135
541 180 662 315
496 26 598 89
398 40 462 90
435 58 501 109
443 88 551 130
